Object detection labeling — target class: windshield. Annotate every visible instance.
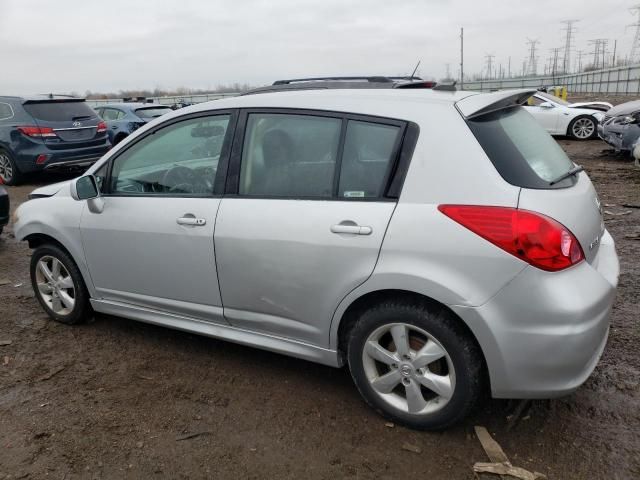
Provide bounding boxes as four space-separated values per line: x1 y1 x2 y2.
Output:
135 107 173 119
467 107 574 188
538 92 570 106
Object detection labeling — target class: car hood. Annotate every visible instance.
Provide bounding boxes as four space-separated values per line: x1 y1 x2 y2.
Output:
569 101 612 112
29 180 72 199
605 100 640 117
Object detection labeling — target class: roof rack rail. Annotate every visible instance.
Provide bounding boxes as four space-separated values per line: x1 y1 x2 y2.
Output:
432 81 457 92
272 76 415 85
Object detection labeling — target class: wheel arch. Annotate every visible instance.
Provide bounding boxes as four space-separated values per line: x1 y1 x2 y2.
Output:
332 288 489 384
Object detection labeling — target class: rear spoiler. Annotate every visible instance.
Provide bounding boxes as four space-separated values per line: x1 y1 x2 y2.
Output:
456 89 535 119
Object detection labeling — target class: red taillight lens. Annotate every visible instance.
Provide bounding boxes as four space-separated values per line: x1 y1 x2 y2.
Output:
438 205 584 271
96 121 107 133
17 126 57 138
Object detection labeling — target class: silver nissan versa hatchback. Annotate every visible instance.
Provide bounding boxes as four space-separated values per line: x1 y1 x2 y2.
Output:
14 88 619 430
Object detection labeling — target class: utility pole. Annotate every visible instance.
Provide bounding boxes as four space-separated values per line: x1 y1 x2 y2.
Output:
612 39 617 66
484 53 495 79
508 56 511 78
629 5 640 64
460 27 464 89
561 20 578 73
526 38 539 76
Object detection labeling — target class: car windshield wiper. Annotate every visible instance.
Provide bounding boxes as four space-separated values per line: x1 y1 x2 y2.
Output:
72 115 92 121
549 164 584 186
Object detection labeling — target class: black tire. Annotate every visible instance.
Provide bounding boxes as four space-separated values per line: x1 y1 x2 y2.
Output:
114 133 128 145
0 149 23 186
347 301 484 430
30 244 92 325
567 115 597 140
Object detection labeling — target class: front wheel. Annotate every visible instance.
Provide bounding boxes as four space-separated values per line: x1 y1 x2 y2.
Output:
347 302 484 430
30 244 91 324
568 115 597 140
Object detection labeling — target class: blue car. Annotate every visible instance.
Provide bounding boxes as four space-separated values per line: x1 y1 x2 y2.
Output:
0 95 111 185
94 103 173 145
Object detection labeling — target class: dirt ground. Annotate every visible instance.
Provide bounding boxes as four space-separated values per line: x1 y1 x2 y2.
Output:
0 139 639 480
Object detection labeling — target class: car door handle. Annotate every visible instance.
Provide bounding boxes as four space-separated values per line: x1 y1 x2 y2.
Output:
331 224 372 235
177 216 206 226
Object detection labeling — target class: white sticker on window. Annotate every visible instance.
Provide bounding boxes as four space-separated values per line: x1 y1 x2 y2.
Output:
343 191 365 198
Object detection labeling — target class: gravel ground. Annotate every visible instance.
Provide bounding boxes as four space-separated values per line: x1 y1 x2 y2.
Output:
0 139 639 479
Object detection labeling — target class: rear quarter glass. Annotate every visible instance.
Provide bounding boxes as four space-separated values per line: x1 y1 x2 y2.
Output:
23 101 97 122
466 107 574 189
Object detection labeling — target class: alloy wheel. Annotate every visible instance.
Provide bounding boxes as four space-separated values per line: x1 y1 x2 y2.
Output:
34 256 76 315
572 118 595 139
0 153 13 184
361 323 456 415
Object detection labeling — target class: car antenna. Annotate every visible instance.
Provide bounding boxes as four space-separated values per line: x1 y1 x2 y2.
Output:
410 60 421 80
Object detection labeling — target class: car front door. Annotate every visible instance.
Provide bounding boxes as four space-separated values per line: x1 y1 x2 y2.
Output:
79 111 236 322
214 110 411 347
525 95 560 133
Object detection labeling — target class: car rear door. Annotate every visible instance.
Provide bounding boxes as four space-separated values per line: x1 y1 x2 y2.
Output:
214 109 414 347
80 110 237 322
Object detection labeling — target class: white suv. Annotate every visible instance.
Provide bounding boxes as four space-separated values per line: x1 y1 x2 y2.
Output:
14 88 619 430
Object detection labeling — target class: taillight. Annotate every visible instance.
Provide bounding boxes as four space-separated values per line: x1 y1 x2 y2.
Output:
96 121 107 133
438 205 584 272
17 126 57 138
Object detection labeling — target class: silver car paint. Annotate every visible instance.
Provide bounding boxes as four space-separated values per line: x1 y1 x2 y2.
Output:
14 89 619 398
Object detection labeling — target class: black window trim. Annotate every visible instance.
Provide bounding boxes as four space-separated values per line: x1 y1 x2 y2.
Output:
102 108 239 198
225 107 417 202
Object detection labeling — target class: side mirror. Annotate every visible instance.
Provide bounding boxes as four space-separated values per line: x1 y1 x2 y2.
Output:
70 175 99 201
539 102 555 109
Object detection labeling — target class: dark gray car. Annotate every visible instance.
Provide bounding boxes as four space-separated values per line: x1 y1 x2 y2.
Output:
598 99 640 152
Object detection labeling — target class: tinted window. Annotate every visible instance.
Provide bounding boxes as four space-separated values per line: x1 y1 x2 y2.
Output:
23 101 96 121
240 113 341 197
0 103 14 120
101 108 125 121
467 107 573 188
339 121 400 198
110 115 230 195
135 107 172 119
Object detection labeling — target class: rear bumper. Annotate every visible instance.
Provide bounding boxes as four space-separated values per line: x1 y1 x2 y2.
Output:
453 229 619 398
14 141 110 173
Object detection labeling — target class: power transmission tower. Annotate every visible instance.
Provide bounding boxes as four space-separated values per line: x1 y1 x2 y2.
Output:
629 5 640 64
576 50 585 72
550 47 562 79
561 20 578 73
526 38 539 76
445 63 451 79
589 39 608 69
484 53 495 79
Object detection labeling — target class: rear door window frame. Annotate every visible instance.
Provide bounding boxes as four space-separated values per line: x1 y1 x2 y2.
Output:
225 108 418 202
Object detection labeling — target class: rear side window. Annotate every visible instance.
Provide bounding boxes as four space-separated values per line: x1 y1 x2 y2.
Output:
467 107 574 188
0 102 14 120
135 107 173 119
339 120 401 198
23 101 97 122
240 113 341 197
101 108 125 121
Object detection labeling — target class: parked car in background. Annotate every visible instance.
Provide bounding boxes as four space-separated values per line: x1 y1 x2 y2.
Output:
0 185 8 235
94 103 173 145
524 92 605 140
0 95 110 185
15 88 618 430
598 99 640 153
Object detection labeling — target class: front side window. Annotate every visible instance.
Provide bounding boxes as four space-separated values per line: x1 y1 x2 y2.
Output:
135 107 173 119
110 114 230 195
240 113 341 197
339 120 400 198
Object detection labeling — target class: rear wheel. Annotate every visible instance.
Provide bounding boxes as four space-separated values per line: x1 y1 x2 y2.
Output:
30 244 91 324
347 301 484 430
114 133 128 145
568 115 597 140
0 149 22 186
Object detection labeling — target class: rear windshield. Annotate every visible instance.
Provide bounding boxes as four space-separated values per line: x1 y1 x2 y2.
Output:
135 107 172 119
23 101 96 122
466 107 574 189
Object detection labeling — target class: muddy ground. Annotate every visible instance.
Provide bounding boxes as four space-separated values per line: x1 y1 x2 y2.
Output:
0 139 639 480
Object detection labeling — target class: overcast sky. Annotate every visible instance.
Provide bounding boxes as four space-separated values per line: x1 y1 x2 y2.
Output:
0 0 635 94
